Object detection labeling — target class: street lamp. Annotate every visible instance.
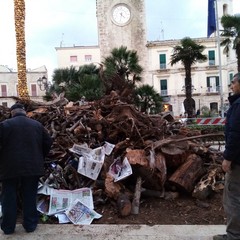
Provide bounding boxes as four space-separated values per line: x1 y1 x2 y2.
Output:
37 76 51 91
181 85 196 92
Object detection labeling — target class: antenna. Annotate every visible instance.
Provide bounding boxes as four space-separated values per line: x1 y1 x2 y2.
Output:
60 33 64 47
160 21 164 40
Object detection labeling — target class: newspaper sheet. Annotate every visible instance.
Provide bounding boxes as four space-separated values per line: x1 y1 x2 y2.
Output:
48 188 93 215
102 141 115 156
108 157 133 182
65 199 102 225
55 213 71 224
69 142 115 180
77 146 105 180
38 178 53 195
69 143 92 156
37 197 50 214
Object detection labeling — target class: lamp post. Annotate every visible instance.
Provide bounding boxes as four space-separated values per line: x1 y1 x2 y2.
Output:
37 76 51 91
181 84 196 93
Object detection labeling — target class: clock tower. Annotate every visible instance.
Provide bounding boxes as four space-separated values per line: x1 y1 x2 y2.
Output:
96 0 149 83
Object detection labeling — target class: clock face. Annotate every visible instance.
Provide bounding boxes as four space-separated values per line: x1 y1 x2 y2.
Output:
112 4 131 25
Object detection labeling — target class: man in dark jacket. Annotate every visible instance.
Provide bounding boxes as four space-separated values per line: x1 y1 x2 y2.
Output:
214 72 240 240
0 103 53 235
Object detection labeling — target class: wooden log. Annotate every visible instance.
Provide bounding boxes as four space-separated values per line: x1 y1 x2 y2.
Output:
131 177 142 215
141 188 164 198
150 133 224 150
192 167 224 200
117 193 132 217
168 154 205 193
125 149 149 167
104 173 123 200
131 165 164 191
154 152 167 186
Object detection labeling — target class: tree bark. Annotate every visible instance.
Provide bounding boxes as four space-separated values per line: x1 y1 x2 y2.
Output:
168 154 205 193
117 193 132 217
131 177 142 214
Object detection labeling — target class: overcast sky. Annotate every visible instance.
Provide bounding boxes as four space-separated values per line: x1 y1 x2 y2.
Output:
0 0 239 79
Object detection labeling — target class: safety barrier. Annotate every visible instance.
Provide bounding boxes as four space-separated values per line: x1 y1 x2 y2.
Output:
195 118 226 125
179 117 226 126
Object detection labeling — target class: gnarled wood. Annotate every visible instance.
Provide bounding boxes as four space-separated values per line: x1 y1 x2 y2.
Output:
168 154 205 193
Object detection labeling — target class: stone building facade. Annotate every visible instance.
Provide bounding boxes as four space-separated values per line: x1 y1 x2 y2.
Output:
55 0 238 116
0 65 48 107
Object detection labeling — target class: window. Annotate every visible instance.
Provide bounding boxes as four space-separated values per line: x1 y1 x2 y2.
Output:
160 79 168 96
207 76 219 92
159 54 166 69
85 55 92 62
70 55 78 62
1 85 7 97
229 73 234 85
208 50 215 65
31 84 37 97
223 4 228 15
210 102 218 112
163 104 172 112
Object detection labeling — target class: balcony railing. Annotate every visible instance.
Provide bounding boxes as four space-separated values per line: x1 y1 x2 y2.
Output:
206 86 220 93
209 60 215 66
160 90 168 96
160 63 166 69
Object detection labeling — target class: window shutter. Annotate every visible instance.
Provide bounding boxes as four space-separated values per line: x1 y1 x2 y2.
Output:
31 84 37 97
208 50 215 60
159 54 166 64
70 56 77 62
216 76 219 86
160 79 167 90
207 77 210 87
1 85 7 97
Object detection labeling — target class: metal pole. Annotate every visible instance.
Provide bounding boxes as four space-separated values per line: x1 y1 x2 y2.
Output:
215 0 224 118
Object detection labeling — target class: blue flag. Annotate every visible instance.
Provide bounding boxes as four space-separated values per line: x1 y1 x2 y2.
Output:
207 0 216 37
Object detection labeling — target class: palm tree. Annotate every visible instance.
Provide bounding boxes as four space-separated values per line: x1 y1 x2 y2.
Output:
103 46 143 96
52 66 80 90
14 0 29 99
220 14 240 72
170 37 207 117
66 65 105 101
134 84 162 114
51 64 104 102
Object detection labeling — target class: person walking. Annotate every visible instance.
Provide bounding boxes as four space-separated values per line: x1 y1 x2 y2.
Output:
0 103 53 235
213 72 240 240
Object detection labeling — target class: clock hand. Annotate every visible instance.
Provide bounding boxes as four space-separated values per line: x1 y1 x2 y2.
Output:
120 12 125 18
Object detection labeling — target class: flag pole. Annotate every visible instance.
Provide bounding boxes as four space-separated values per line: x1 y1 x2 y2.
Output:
215 0 224 118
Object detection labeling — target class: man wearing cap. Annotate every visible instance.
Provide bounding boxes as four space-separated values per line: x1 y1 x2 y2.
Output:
0 103 53 234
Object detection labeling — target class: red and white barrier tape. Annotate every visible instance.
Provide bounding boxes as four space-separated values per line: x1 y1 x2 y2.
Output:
195 118 226 125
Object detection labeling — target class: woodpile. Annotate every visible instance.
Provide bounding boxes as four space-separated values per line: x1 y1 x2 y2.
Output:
2 92 225 216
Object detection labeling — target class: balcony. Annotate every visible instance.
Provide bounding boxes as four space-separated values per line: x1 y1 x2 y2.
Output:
206 86 220 95
156 64 169 73
209 60 215 66
160 90 168 96
160 63 166 69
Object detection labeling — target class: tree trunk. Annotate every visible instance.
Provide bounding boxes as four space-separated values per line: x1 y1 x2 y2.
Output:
184 65 194 117
168 154 205 193
183 97 195 118
14 0 29 99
